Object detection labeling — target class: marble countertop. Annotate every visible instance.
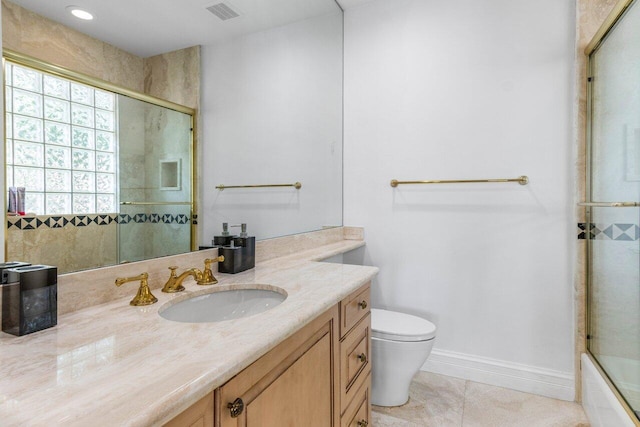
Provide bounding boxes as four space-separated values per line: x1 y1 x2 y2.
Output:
0 240 377 426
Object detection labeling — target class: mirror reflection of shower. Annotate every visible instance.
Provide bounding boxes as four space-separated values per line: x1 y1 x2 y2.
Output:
117 95 192 264
4 57 194 273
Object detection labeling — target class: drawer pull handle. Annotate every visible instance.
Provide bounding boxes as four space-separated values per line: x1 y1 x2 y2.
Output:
358 300 367 309
357 353 367 363
357 420 369 427
228 398 244 418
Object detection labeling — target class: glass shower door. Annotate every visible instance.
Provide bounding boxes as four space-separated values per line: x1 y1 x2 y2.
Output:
117 94 193 263
587 0 640 419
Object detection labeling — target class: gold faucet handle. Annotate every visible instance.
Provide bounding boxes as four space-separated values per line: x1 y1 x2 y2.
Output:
162 266 184 293
114 272 158 306
198 256 225 286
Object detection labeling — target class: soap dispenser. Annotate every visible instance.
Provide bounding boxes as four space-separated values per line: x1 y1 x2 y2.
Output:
217 223 256 274
232 224 255 272
212 222 237 246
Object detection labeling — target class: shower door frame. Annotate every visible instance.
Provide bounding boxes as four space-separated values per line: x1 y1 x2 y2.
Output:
584 0 640 423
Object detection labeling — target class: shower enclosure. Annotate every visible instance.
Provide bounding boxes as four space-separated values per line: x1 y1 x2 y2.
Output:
585 0 640 421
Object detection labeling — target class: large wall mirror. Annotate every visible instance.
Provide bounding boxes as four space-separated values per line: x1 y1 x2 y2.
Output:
2 0 344 273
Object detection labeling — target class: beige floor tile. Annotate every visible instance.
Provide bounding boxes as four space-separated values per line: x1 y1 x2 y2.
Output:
372 411 423 426
461 382 590 427
372 372 466 426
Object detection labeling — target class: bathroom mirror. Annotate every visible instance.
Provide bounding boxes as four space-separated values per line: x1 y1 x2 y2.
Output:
2 0 343 271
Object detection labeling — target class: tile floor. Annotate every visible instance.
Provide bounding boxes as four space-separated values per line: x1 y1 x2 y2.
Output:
372 372 590 426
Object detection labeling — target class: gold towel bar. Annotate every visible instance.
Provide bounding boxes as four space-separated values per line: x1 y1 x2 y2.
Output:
390 176 529 187
120 201 191 206
578 202 640 207
216 182 302 190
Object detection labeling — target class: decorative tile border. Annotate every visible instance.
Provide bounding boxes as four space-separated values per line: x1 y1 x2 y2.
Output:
8 213 191 230
578 223 640 241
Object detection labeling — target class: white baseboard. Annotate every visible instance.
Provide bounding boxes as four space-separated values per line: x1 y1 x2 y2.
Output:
422 348 575 401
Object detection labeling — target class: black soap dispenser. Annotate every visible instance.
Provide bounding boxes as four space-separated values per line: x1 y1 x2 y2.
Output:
213 222 237 246
218 223 255 274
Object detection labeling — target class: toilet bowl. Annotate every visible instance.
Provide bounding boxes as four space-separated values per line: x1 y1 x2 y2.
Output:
371 308 436 407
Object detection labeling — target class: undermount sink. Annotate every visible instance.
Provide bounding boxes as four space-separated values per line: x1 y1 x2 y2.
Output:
159 286 287 323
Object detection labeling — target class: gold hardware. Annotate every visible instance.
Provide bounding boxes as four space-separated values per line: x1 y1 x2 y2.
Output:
228 398 244 418
577 201 640 207
115 273 158 306
216 182 302 190
162 266 183 293
358 300 367 309
162 267 200 293
120 201 191 206
162 257 225 292
585 0 634 55
197 256 225 285
357 420 368 427
357 353 367 363
390 176 529 187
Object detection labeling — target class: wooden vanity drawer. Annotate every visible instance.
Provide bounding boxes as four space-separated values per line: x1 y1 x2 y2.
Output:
340 282 371 338
340 313 371 414
340 374 371 427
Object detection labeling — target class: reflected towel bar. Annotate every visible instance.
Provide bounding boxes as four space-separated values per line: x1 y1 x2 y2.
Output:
390 176 529 187
577 202 640 207
216 182 302 190
120 202 192 206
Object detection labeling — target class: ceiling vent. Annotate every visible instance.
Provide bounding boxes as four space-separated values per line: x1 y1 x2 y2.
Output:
206 3 241 21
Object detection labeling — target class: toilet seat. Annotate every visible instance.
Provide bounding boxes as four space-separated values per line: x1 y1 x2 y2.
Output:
371 308 436 342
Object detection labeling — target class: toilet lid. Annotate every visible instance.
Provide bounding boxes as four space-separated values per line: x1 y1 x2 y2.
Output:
371 309 436 342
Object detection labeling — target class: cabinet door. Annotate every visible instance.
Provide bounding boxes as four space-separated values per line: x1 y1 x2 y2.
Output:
164 392 214 427
218 307 338 427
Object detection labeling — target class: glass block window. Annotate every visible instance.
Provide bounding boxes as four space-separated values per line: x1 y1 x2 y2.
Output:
5 62 117 215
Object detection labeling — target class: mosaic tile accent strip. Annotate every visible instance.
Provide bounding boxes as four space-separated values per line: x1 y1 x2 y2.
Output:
8 213 191 230
578 223 640 240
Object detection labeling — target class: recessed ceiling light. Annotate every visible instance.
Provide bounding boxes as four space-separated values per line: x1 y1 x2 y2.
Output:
66 6 94 20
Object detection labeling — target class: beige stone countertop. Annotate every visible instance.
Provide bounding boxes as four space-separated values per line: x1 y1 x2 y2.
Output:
0 240 377 426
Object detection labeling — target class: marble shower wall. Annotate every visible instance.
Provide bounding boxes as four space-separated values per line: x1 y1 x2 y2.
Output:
1 0 144 92
143 46 201 110
2 0 200 273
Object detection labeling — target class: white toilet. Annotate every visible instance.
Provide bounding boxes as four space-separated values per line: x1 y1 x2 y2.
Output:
371 308 437 407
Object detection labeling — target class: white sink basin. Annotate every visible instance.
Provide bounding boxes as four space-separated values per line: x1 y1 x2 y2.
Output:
159 287 287 323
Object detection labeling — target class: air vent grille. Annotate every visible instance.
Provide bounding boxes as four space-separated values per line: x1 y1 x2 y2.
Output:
206 3 240 21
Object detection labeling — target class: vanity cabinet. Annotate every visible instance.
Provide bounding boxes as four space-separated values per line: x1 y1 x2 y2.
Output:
338 283 371 427
164 392 214 427
166 282 371 427
216 306 338 426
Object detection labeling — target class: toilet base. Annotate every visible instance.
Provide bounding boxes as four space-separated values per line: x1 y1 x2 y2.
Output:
370 335 434 407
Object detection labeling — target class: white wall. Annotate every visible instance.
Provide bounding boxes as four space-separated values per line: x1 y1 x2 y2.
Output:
343 0 577 399
200 12 343 242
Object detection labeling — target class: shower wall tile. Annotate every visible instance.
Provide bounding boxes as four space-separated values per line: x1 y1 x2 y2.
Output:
6 218 117 274
143 46 201 109
577 222 640 240
2 0 144 92
7 213 191 272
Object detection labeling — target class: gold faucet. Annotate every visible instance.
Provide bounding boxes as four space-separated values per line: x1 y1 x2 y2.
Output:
162 257 225 293
115 272 158 306
199 256 225 285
